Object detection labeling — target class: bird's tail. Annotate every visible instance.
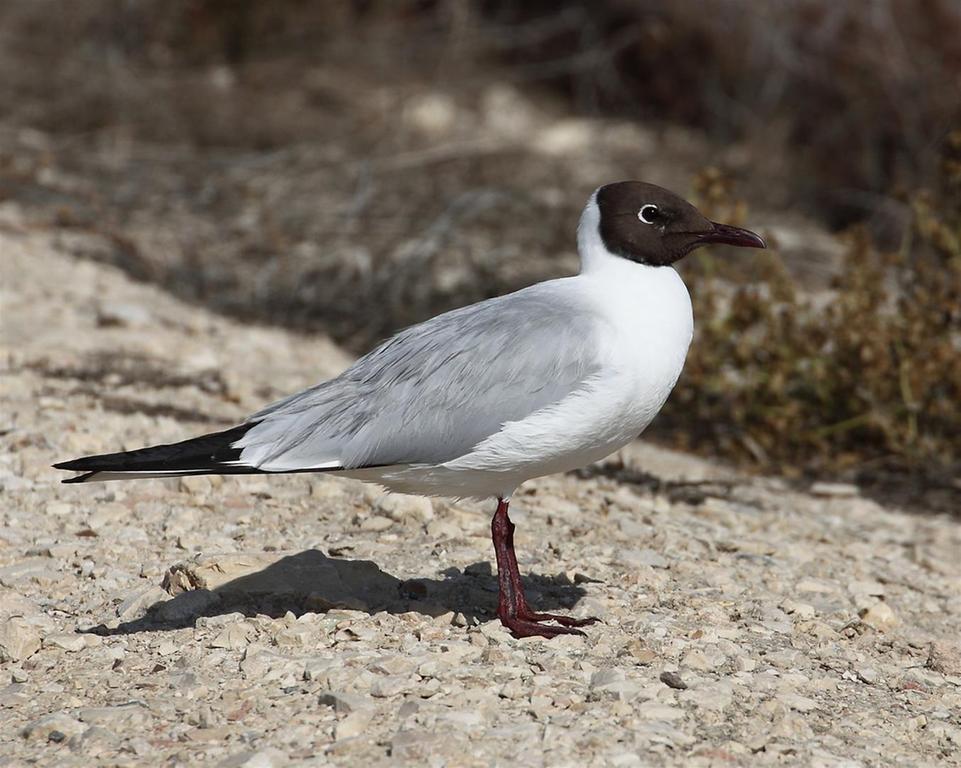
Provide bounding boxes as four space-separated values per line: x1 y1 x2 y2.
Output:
53 424 264 484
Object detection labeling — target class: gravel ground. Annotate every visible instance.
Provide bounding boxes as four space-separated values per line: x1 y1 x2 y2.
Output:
2 212 961 766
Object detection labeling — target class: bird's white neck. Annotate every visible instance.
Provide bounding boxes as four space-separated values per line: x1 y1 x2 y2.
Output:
576 189 693 347
576 191 611 273
577 190 659 277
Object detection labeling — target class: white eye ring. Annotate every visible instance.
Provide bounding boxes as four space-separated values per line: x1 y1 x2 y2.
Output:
638 204 659 224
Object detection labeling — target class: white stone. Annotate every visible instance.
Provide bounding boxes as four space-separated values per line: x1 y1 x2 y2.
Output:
318 691 370 713
335 710 373 740
0 617 41 662
217 748 289 768
370 675 409 698
210 623 251 650
856 667 879 684
21 712 85 741
376 493 434 524
860 602 900 632
638 703 685 721
116 585 171 622
43 633 87 652
778 692 819 713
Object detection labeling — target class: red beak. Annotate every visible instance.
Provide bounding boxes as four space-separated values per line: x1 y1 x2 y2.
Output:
694 222 767 249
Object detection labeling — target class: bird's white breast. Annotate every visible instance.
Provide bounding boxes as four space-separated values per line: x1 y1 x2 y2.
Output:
578 256 694 440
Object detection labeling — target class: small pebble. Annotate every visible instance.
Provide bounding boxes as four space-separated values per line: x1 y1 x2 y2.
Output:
659 671 688 690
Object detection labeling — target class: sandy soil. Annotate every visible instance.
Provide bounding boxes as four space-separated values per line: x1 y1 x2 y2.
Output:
1 208 960 766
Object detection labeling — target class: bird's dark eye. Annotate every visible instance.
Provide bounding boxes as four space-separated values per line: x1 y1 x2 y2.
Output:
638 204 660 224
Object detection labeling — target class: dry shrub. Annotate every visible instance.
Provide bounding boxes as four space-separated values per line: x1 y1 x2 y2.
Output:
654 148 961 481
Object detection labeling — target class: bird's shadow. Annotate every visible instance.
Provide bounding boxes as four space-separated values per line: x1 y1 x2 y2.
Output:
84 549 592 636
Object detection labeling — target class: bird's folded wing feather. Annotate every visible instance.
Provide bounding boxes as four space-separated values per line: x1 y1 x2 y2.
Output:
235 282 601 471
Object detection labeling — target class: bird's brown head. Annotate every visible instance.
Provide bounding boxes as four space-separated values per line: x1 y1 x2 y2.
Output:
595 181 766 266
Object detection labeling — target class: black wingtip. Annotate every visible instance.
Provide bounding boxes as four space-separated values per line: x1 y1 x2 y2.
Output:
61 471 97 484
51 423 258 479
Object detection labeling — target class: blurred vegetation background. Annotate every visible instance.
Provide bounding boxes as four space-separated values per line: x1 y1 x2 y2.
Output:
1 0 959 506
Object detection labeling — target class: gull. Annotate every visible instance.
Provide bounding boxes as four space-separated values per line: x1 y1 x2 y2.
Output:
56 181 765 638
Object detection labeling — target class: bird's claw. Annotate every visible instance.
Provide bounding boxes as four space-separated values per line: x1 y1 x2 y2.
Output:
498 610 599 638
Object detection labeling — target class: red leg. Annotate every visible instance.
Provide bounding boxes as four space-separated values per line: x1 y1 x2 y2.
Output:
490 498 599 639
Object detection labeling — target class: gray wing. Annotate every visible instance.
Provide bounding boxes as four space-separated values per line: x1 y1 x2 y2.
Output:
235 280 601 471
